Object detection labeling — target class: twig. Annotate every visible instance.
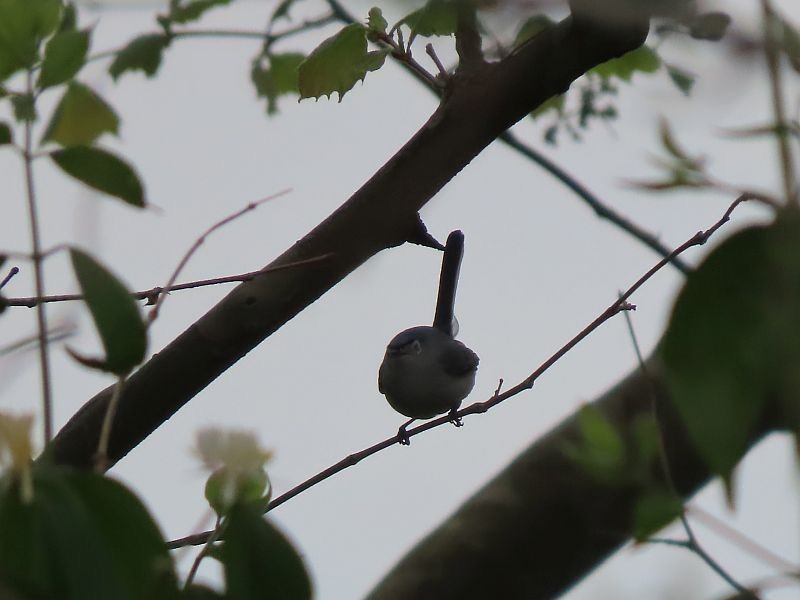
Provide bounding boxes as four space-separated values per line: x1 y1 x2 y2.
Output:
22 71 53 443
621 296 754 598
425 44 448 79
761 0 797 206
4 256 332 308
0 266 19 290
184 515 224 588
147 190 289 325
94 374 127 473
0 322 77 357
166 195 748 550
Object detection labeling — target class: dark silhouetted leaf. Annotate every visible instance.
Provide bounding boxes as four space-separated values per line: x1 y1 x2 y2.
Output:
666 64 694 96
69 248 147 374
689 12 731 41
51 146 145 207
168 0 232 24
0 121 11 145
109 34 170 80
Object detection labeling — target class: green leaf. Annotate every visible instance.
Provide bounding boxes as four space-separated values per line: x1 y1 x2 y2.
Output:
42 81 119 146
367 7 388 35
0 467 177 599
269 0 296 25
251 52 304 114
0 121 11 145
218 504 312 600
563 405 625 482
401 0 459 38
69 248 147 374
10 93 36 122
666 64 694 96
51 146 145 207
777 15 800 73
167 0 232 24
530 94 564 120
633 491 683 542
0 0 62 80
592 45 661 82
37 29 90 89
689 11 731 41
298 24 388 102
514 14 555 48
57 2 77 33
109 34 170 80
663 215 800 485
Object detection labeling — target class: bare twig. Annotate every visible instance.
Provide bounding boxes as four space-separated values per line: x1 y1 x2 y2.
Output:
147 190 289 325
22 71 53 443
425 44 448 79
94 374 127 473
167 195 748 550
0 322 76 357
4 256 332 308
184 515 224 588
0 266 19 290
761 0 797 206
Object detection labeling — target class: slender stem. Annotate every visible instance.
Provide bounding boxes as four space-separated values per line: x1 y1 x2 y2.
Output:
167 195 748 550
95 374 127 472
0 266 19 289
22 71 53 443
761 0 797 206
184 515 224 588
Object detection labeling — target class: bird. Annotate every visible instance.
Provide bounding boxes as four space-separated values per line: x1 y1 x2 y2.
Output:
378 230 479 445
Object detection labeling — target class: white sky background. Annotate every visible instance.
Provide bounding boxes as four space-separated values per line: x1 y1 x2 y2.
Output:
1 0 799 597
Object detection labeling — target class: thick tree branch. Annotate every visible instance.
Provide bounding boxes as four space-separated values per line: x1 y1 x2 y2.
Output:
366 353 779 599
45 15 649 469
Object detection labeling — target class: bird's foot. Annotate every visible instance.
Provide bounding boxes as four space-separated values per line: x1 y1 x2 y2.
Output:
448 408 463 428
397 426 411 446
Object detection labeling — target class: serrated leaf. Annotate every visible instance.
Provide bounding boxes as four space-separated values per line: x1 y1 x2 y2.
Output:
689 11 731 41
251 52 304 114
0 121 11 145
0 467 177 598
298 23 387 102
0 0 62 81
367 7 387 34
218 504 312 600
666 64 694 96
401 0 459 38
167 0 232 24
633 491 683 542
663 215 800 484
593 45 661 82
69 248 146 374
109 34 170 80
51 146 145 207
42 81 119 146
514 14 555 48
37 29 90 89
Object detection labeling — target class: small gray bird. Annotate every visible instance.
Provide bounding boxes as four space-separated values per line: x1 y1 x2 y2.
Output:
378 231 479 445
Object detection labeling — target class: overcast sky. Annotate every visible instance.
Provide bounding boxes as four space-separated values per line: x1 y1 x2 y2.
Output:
1 0 798 597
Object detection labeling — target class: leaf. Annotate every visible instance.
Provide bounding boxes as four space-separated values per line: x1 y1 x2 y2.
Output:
0 0 62 81
0 467 177 598
218 504 312 600
658 118 689 161
666 64 694 96
401 0 459 38
37 29 90 89
367 7 387 35
269 0 296 25
298 24 388 102
109 34 170 80
42 81 119 146
513 14 555 48
10 93 36 122
563 405 625 483
251 52 304 114
633 491 683 542
662 215 800 486
69 248 147 374
57 2 77 33
51 146 145 207
530 94 564 120
689 11 731 41
592 45 661 82
777 15 800 73
0 121 11 145
167 0 232 25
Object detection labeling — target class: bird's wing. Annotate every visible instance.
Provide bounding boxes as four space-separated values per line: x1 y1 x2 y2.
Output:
440 341 479 377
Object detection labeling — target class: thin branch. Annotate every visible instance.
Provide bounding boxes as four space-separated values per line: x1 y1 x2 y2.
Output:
0 322 76 357
184 515 224 589
4 256 332 308
22 71 53 443
0 266 19 290
167 195 747 550
147 190 289 325
94 375 127 473
761 0 797 206
621 299 753 598
425 44 449 79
